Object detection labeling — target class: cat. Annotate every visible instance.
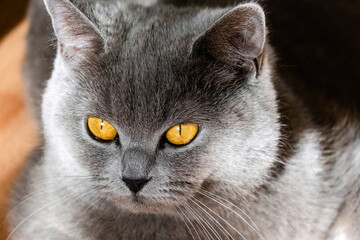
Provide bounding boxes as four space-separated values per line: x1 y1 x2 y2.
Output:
7 0 360 239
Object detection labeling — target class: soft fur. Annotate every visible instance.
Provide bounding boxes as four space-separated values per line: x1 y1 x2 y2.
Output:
8 0 360 239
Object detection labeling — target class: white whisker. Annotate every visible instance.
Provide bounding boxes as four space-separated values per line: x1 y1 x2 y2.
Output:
175 206 196 240
37 175 99 181
201 189 259 231
178 206 201 240
83 198 102 214
184 203 214 240
191 197 235 240
189 198 231 240
115 209 122 224
4 179 94 223
201 190 261 233
187 200 222 240
199 190 265 240
6 187 98 240
191 195 247 240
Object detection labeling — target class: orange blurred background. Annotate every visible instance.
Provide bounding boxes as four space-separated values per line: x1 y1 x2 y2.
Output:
0 21 38 239
0 0 36 239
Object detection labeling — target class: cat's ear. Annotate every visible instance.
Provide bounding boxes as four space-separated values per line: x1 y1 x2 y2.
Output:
192 3 266 72
44 0 105 63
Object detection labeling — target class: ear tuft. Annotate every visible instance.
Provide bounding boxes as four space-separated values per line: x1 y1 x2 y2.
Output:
193 3 266 69
44 0 104 62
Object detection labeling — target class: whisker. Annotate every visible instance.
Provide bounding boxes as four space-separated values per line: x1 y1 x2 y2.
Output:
6 187 99 240
191 197 234 240
199 190 264 240
186 201 222 240
175 206 196 240
21 175 100 188
83 198 102 214
201 190 262 233
37 175 99 180
184 203 214 240
273 160 286 165
190 195 247 240
4 179 94 223
13 179 92 205
189 198 231 240
177 205 201 240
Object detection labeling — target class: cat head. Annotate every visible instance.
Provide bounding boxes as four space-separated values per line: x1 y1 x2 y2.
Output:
42 0 280 213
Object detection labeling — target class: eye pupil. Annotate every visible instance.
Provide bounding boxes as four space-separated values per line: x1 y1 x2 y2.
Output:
87 117 118 141
165 123 199 146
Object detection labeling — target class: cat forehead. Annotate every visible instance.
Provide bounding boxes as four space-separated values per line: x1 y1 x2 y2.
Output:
62 4 240 132
76 58 225 134
91 4 228 51
82 5 232 94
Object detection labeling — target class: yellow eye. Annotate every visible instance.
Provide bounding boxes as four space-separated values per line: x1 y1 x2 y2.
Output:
87 117 118 141
166 123 199 145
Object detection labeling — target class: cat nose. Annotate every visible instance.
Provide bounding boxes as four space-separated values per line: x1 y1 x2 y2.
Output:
122 177 150 193
121 147 153 193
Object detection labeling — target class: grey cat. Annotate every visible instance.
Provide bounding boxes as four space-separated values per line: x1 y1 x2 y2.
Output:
7 0 360 239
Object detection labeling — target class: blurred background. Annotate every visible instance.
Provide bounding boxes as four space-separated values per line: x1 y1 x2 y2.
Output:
0 0 359 239
0 0 28 39
0 0 36 239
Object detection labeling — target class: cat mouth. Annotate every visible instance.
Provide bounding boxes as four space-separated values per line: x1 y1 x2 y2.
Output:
122 197 173 214
130 195 147 204
108 193 182 214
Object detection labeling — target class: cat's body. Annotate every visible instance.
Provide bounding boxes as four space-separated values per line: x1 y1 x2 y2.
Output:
8 0 360 239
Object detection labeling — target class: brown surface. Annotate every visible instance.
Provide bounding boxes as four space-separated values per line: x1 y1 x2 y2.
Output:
0 0 29 39
0 20 38 240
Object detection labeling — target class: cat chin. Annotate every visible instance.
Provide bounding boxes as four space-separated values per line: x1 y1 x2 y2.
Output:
110 195 183 215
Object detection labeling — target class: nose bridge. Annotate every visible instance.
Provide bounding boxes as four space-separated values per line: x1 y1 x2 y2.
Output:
121 147 152 179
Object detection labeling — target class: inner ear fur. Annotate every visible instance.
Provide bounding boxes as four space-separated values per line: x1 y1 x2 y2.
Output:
44 0 105 63
192 3 266 74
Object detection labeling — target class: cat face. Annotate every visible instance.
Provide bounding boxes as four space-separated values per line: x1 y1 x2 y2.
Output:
42 0 280 213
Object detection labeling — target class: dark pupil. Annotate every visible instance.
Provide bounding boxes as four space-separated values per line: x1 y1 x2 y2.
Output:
179 124 182 135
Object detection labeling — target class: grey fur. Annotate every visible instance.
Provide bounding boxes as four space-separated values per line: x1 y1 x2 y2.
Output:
9 0 360 239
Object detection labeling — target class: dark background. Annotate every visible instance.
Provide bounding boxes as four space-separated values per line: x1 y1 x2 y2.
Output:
0 0 29 39
266 0 360 116
1 0 360 110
